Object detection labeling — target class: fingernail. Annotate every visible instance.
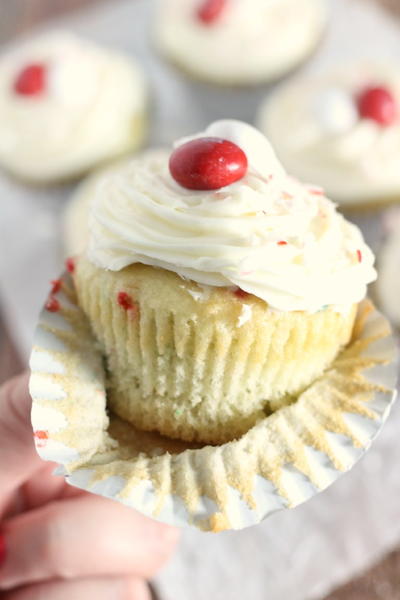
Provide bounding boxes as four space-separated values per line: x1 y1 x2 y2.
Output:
0 533 6 568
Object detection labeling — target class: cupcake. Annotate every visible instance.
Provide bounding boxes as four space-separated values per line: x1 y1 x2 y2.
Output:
72 120 376 445
154 0 328 86
63 150 169 257
376 208 400 328
0 31 148 183
258 63 400 208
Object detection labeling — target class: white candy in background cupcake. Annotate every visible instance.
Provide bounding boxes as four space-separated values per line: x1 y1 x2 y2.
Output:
0 31 148 183
155 0 328 86
258 63 400 207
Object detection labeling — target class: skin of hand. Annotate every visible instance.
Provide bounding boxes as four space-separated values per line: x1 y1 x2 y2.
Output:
0 373 179 600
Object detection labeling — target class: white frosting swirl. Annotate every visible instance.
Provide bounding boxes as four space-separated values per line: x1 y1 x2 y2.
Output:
155 0 328 85
259 63 400 205
88 121 376 312
0 32 147 181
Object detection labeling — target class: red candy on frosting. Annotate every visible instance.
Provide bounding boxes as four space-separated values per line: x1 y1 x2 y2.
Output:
169 137 248 191
14 63 47 96
197 0 227 24
357 86 397 126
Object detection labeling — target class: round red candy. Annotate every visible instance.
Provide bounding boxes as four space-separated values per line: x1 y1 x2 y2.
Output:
169 137 248 191
357 86 397 126
14 63 47 96
197 0 227 24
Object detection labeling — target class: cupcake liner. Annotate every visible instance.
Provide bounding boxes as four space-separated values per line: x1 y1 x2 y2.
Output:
29 272 398 532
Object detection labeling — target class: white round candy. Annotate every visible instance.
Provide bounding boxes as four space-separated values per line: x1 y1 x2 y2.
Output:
312 88 358 135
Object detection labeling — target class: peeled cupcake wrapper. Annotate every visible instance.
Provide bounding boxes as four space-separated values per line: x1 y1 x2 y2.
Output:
29 272 398 532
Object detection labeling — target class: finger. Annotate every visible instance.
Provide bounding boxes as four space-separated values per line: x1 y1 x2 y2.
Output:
0 374 43 502
1 576 151 600
21 463 67 511
0 494 179 590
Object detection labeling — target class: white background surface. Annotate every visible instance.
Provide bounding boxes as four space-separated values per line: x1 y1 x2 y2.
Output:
1 0 400 598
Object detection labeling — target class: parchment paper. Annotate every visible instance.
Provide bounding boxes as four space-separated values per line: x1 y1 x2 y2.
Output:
1 0 400 598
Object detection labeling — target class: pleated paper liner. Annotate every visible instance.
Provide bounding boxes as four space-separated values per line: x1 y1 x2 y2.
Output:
29 272 398 532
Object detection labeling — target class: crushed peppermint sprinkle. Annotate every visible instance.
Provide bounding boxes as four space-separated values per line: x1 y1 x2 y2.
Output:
357 250 362 263
117 292 134 310
277 240 287 246
45 296 60 313
50 279 62 294
282 191 293 200
309 187 325 196
65 257 75 273
254 173 273 185
234 288 250 299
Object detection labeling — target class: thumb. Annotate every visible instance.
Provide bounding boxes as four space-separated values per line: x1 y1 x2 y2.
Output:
0 373 42 497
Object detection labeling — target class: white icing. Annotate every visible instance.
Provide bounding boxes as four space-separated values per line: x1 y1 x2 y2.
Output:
0 31 147 181
259 63 400 204
88 120 376 312
155 0 328 84
312 88 358 135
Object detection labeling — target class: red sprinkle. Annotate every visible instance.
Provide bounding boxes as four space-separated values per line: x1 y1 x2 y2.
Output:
65 257 75 273
197 0 227 24
117 292 134 311
357 86 397 126
309 188 324 196
234 288 250 299
169 137 248 191
50 279 62 294
357 249 362 263
34 430 48 449
45 296 60 313
14 63 47 96
277 241 287 246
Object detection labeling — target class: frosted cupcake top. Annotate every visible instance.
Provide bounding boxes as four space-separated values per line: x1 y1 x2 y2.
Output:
155 0 328 85
259 63 400 204
88 120 376 312
0 31 147 181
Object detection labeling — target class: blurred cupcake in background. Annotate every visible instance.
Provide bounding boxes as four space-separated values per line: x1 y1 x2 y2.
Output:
376 207 400 328
0 31 148 184
155 0 328 86
258 63 400 208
